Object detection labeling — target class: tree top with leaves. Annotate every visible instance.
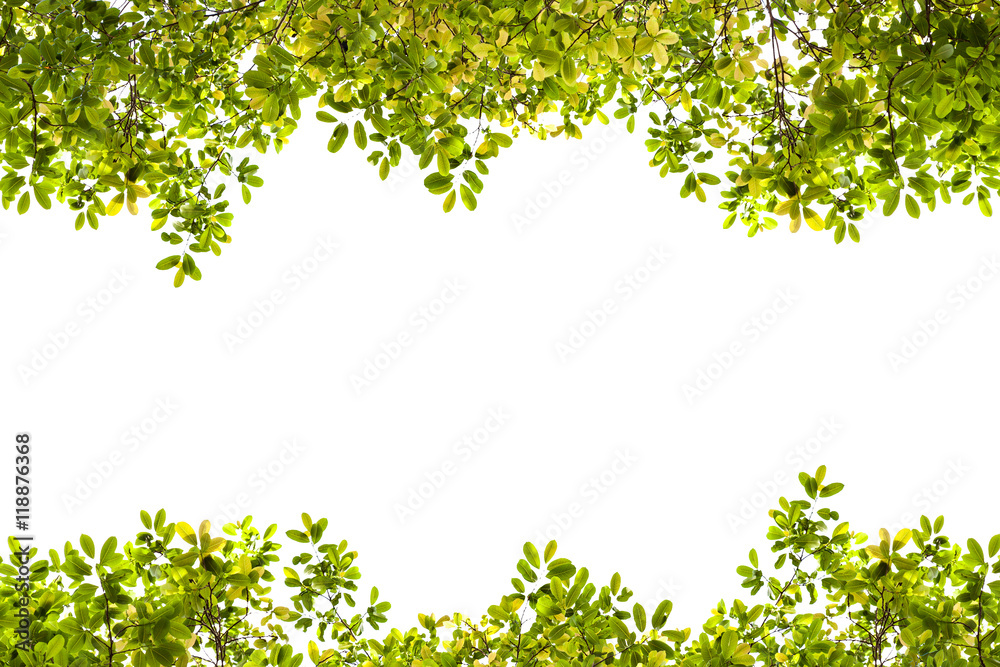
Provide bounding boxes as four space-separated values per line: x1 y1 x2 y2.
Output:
4 0 1000 283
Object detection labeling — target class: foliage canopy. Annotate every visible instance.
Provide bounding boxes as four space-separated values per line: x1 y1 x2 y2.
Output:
5 0 1000 282
2 467 1000 667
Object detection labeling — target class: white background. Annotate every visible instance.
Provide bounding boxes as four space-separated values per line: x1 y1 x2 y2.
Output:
2 101 999 637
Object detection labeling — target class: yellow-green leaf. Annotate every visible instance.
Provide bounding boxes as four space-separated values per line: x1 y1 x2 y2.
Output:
460 184 477 210
176 522 197 545
353 121 368 149
803 206 825 231
107 193 125 216
262 94 279 122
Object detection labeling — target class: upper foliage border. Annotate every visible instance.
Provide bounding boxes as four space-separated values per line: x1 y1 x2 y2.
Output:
4 0 1000 283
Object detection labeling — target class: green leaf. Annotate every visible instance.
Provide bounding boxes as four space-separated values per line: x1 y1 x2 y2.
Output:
462 170 484 193
967 538 985 564
17 191 29 214
442 188 456 212
84 106 107 127
171 551 198 568
834 221 846 244
243 70 274 89
883 188 900 216
80 534 95 558
535 596 559 617
262 94 279 122
436 149 450 176
524 542 540 568
981 125 1000 140
721 629 737 658
424 172 453 193
33 184 51 209
610 616 630 643
156 255 181 270
819 482 844 497
904 194 920 218
561 58 577 81
139 44 157 68
979 191 993 217
931 44 954 60
652 599 673 629
44 635 64 661
353 121 368 149
99 537 117 565
269 45 299 66
935 94 953 118
547 558 576 581
632 602 647 631
227 573 253 586
826 86 850 107
459 184 477 210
